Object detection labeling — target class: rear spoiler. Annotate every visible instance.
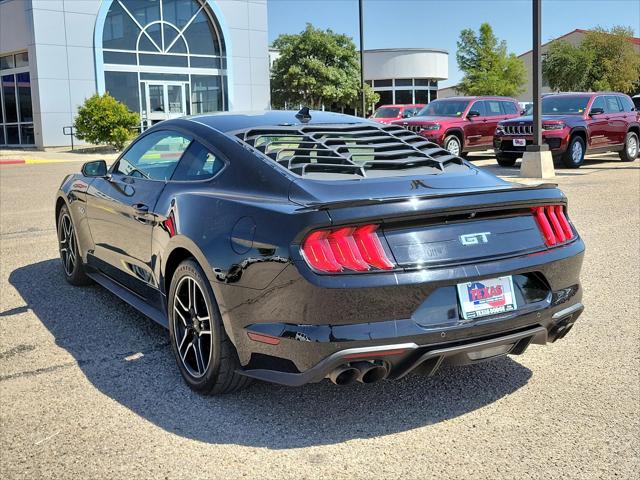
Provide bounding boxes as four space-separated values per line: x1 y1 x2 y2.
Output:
291 182 560 211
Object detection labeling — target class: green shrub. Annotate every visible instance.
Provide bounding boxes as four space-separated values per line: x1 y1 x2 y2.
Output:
74 93 140 150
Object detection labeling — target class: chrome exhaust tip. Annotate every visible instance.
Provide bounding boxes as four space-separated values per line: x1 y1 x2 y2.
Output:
353 362 388 384
328 365 360 385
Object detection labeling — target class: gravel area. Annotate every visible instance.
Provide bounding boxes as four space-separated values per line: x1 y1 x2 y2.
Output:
1 154 638 479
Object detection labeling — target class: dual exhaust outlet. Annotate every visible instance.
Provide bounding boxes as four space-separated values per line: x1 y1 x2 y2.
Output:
328 361 388 385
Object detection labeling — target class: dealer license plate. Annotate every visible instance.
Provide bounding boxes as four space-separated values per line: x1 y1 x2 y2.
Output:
513 138 526 147
457 276 517 320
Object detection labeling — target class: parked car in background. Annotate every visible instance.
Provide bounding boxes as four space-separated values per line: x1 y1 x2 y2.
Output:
55 110 585 393
632 94 640 110
519 101 533 113
370 104 424 124
494 92 640 168
394 96 522 156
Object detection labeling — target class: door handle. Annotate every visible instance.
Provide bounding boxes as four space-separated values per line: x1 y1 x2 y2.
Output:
132 203 149 213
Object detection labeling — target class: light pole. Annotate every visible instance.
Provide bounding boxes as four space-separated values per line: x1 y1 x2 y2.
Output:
358 0 366 117
532 0 543 148
520 0 555 179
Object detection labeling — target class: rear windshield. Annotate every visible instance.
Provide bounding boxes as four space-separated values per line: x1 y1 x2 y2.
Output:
236 124 469 180
372 107 400 118
417 99 469 117
542 96 590 115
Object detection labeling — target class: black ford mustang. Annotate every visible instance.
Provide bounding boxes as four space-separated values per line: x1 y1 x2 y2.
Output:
55 110 585 394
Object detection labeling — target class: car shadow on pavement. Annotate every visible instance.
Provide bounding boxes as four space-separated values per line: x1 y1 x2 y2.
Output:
9 259 533 449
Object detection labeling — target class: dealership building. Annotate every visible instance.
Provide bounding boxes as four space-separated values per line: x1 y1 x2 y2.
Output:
269 47 450 112
0 0 269 148
363 48 448 108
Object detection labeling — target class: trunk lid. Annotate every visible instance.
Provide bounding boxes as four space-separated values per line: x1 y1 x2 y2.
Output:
290 177 564 268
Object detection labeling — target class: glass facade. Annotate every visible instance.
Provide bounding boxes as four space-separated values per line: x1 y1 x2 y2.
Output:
371 78 439 108
0 51 33 146
102 0 227 127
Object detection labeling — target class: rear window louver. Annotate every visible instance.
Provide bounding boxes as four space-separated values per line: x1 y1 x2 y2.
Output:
234 123 468 179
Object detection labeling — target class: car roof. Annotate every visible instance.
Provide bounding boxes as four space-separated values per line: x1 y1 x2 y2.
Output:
184 110 369 133
438 96 516 101
544 92 624 97
376 104 424 108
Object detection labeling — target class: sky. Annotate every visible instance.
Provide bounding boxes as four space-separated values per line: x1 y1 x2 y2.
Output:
267 0 640 87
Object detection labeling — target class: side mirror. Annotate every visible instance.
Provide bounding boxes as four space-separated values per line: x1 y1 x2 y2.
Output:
82 160 108 177
520 109 526 115
467 110 481 118
589 107 604 116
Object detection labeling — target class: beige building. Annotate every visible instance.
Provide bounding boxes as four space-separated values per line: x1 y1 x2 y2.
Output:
439 29 640 102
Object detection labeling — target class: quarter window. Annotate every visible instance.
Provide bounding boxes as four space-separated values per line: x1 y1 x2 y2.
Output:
116 131 192 180
171 141 224 181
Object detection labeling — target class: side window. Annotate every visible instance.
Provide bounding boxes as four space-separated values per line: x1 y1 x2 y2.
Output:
484 100 502 116
590 96 605 112
617 95 634 112
469 101 487 116
502 101 519 115
605 95 623 113
116 131 192 180
171 141 224 181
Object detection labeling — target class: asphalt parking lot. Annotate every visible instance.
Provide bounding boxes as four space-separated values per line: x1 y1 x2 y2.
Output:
1 153 638 479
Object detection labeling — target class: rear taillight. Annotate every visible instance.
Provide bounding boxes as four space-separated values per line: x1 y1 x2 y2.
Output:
301 224 395 273
531 205 575 247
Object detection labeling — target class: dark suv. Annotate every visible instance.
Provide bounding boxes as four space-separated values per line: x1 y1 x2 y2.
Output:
394 96 522 156
494 92 640 168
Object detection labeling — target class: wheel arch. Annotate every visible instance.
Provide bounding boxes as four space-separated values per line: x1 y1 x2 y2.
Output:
444 128 464 145
627 124 640 137
161 238 241 350
55 195 68 225
569 127 587 145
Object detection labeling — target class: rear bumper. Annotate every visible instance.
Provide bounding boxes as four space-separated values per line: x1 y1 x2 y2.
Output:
239 302 583 386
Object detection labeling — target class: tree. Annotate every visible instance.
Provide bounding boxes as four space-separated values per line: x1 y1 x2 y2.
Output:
74 93 139 150
271 24 378 114
456 23 526 96
543 27 640 94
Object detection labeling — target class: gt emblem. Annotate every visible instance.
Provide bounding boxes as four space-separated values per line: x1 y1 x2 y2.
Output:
459 232 491 245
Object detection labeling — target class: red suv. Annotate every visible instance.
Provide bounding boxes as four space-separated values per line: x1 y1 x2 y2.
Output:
494 92 640 168
394 96 522 156
370 104 425 124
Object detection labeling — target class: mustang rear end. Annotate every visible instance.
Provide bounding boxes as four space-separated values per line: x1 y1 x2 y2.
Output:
222 121 585 387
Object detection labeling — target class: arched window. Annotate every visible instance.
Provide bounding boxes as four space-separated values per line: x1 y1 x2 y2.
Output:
100 0 227 125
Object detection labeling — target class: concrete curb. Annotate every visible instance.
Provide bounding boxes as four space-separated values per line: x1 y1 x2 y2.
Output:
0 158 88 166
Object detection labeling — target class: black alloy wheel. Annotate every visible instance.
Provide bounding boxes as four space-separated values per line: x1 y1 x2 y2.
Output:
57 205 91 286
168 259 251 394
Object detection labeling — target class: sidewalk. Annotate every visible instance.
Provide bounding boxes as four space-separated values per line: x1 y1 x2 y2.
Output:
0 146 120 165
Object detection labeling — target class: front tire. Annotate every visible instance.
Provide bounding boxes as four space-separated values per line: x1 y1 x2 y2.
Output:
496 153 518 167
619 131 639 162
168 259 251 394
57 205 91 286
561 135 585 168
443 134 462 157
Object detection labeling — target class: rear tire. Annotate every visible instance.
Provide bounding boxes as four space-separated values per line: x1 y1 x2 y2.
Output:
561 135 585 168
443 134 462 157
496 153 518 167
619 131 639 162
57 204 92 286
168 259 251 394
